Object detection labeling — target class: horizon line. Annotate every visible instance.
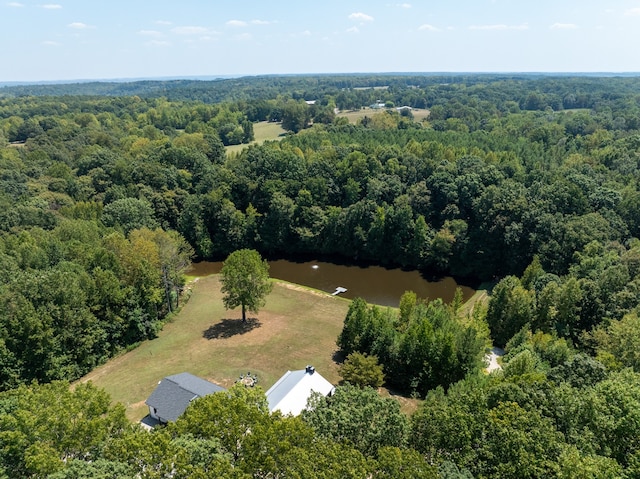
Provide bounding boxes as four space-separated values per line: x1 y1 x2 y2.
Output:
2 71 640 87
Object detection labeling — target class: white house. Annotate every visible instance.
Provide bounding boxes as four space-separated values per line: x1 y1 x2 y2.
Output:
265 366 334 416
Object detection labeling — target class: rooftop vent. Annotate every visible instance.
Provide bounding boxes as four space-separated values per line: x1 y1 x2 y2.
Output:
305 365 315 375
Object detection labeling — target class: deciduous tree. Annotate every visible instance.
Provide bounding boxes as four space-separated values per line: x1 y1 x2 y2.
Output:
220 249 272 322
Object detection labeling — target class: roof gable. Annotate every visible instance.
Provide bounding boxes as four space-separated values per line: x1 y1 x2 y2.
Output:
265 366 334 416
145 373 225 422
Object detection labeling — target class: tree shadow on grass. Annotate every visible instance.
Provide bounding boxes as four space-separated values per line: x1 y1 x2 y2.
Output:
332 349 346 364
203 317 261 339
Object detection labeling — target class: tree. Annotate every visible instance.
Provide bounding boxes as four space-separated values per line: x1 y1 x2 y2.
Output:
486 276 534 347
134 228 194 312
220 249 272 322
172 384 270 462
339 352 384 388
593 312 640 371
102 197 158 234
302 383 408 456
281 100 310 133
0 381 128 478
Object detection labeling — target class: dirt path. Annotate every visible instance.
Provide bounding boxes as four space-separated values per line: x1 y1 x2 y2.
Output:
485 347 504 372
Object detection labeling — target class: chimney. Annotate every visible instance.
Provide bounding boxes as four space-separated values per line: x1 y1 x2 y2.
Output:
305 365 315 375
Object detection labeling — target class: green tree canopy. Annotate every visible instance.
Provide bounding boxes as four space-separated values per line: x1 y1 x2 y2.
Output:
302 383 409 456
339 352 385 388
220 249 272 322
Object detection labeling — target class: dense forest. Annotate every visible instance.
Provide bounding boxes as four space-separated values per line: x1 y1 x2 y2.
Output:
2 74 640 476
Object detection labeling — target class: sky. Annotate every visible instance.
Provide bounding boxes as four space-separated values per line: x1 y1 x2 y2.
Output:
2 0 640 82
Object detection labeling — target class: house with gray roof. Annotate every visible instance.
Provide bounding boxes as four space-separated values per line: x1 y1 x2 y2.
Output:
145 372 225 423
265 366 334 416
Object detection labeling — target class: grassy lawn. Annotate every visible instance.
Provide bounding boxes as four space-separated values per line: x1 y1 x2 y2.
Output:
80 275 351 422
459 282 494 318
80 271 482 421
337 108 430 124
225 121 287 154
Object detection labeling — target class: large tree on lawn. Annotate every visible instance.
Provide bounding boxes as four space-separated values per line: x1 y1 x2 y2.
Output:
220 249 272 322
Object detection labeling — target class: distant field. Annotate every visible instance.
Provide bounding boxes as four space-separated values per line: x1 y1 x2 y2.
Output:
336 107 430 124
225 121 287 154
80 275 351 421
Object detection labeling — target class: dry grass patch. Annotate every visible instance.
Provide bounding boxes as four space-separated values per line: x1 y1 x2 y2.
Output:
80 275 350 421
337 108 430 124
226 121 287 154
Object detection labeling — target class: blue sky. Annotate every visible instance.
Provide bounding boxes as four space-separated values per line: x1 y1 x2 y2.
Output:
2 0 640 82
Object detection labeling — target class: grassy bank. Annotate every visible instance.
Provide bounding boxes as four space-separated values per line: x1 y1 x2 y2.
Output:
80 275 350 421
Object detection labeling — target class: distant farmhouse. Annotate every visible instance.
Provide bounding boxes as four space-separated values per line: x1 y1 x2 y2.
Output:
145 372 225 424
265 365 335 416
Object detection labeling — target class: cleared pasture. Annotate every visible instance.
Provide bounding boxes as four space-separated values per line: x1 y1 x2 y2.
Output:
80 275 350 421
225 121 287 154
336 107 430 124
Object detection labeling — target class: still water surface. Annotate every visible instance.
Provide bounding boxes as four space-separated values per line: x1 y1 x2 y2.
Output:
188 260 475 308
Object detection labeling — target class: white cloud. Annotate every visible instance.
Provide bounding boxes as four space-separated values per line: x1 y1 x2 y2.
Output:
469 23 529 31
346 26 360 33
291 30 312 38
7 2 24 6
171 25 209 35
234 32 252 41
68 22 93 29
42 40 60 46
549 23 578 30
251 19 272 25
418 23 440 32
399 3 411 7
349 12 374 22
41 4 62 9
625 7 640 16
226 19 247 27
138 30 163 37
156 20 172 25
145 40 171 47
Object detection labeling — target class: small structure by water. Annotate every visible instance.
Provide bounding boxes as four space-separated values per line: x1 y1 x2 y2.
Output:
332 287 347 296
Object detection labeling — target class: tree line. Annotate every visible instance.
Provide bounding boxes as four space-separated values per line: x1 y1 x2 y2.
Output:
2 348 638 478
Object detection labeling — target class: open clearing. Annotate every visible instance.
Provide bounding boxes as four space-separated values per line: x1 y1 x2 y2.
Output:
80 273 485 421
337 107 430 124
225 121 287 154
80 275 350 421
225 110 430 154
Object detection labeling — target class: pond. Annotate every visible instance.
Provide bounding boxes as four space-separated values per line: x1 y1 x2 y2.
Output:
188 259 476 308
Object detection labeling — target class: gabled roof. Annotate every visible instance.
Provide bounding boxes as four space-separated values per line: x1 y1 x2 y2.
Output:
265 366 334 416
145 372 225 422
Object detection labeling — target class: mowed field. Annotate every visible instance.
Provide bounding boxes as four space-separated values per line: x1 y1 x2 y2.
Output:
225 121 287 154
80 275 350 422
337 107 430 124
225 110 429 154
